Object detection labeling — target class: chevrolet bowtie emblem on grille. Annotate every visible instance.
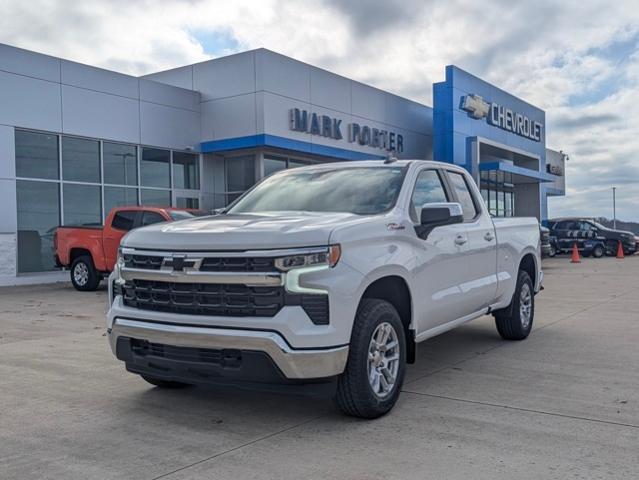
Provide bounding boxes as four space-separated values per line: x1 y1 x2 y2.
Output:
461 94 490 119
162 255 197 272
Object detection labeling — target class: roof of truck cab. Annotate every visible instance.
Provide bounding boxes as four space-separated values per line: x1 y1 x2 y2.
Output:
289 159 465 170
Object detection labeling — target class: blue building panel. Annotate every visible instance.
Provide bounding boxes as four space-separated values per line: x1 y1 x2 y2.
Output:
200 134 386 161
433 65 551 219
434 65 546 170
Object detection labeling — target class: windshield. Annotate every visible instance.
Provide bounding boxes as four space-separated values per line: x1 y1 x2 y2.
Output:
228 166 407 215
168 211 195 221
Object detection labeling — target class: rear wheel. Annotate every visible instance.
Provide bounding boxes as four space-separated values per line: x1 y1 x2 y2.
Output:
593 245 604 258
70 255 100 291
334 299 406 419
140 375 190 389
494 270 534 340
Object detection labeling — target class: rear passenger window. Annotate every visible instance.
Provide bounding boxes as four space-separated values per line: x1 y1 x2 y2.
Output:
447 171 478 221
410 170 448 222
111 211 136 231
141 211 167 226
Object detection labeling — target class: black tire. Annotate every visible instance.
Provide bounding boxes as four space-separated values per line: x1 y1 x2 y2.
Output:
140 375 190 389
334 299 406 419
494 270 534 341
549 245 556 258
593 245 604 258
70 255 100 291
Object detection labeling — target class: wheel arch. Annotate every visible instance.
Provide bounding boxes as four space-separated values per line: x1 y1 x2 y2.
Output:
70 247 93 265
519 252 537 288
359 274 416 364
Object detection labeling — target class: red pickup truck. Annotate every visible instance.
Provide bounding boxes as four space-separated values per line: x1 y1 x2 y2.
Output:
54 206 194 291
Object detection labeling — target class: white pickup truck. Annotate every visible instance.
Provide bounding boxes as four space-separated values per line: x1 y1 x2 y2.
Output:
107 160 542 418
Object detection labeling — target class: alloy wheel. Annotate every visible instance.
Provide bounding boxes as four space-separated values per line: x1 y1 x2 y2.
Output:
367 322 400 398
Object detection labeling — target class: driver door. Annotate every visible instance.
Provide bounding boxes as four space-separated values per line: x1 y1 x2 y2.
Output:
408 168 474 334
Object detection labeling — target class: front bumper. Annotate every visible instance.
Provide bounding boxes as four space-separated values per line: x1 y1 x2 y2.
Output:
108 317 349 380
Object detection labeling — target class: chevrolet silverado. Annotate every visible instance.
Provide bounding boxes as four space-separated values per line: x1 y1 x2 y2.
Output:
107 160 542 418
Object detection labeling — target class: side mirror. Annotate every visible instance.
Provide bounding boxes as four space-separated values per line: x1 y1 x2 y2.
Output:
415 202 464 239
211 208 225 215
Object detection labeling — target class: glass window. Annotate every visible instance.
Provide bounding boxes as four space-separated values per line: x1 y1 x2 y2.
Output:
288 160 308 169
141 211 167 226
410 170 448 222
229 167 407 215
15 130 59 180
489 189 497 216
111 210 137 231
141 189 171 206
62 137 100 183
16 180 60 272
173 152 199 190
141 148 170 188
104 142 137 186
104 186 138 217
564 221 578 230
481 188 488 205
447 171 478 221
175 197 199 209
226 155 255 193
63 184 101 226
505 192 513 217
264 156 287 177
497 190 505 216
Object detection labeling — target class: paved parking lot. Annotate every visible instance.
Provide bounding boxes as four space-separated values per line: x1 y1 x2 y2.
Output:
1 256 638 479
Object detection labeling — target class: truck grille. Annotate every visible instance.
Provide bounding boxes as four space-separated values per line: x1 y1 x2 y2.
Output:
130 339 242 367
122 254 276 272
123 254 163 270
121 279 329 324
123 280 284 317
199 257 275 272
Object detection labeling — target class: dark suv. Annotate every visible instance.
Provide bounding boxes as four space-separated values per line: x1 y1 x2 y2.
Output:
547 218 637 257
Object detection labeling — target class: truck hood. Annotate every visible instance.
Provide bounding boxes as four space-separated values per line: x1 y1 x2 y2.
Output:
121 212 360 251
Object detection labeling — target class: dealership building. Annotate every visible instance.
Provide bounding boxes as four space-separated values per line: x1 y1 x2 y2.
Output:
0 43 566 285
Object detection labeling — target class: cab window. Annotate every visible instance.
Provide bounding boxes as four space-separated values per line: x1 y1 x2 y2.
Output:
141 211 167 226
447 171 478 221
111 211 137 231
410 170 448 222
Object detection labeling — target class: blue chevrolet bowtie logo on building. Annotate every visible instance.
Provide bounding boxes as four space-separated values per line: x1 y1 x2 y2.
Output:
461 94 490 119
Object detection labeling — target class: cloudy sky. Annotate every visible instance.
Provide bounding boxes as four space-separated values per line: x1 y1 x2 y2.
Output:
1 0 638 221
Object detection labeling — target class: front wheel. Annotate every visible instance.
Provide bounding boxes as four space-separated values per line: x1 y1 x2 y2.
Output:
494 270 534 340
70 255 100 291
334 299 406 419
593 245 604 258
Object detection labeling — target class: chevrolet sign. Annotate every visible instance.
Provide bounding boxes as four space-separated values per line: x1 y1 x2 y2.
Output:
461 94 543 142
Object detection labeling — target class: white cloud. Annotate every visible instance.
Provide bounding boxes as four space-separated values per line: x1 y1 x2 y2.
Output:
0 0 638 220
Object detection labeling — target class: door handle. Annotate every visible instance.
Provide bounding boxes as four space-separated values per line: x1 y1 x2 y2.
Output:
454 235 467 246
484 231 495 242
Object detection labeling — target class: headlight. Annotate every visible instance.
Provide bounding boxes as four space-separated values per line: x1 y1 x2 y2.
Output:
114 247 126 286
116 247 126 269
275 245 341 271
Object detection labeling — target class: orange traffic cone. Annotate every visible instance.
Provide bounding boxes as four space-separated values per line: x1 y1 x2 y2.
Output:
616 240 625 259
570 243 581 263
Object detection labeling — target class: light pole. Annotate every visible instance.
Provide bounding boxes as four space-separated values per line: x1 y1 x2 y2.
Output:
612 186 617 229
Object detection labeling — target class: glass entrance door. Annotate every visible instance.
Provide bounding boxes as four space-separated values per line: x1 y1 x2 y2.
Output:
480 170 515 217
